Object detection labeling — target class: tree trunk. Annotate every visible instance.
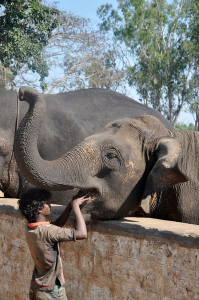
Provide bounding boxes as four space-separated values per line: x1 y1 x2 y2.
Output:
168 88 173 125
196 113 199 131
0 67 7 89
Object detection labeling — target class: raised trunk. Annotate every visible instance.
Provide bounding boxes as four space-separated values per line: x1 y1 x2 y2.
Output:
14 87 85 191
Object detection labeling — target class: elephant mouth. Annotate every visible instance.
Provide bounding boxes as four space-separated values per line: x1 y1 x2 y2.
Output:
73 188 100 203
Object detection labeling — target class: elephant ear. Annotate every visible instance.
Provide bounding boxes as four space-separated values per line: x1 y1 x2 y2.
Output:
140 137 189 213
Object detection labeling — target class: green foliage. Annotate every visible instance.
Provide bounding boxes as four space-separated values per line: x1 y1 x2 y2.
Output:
175 122 195 130
97 0 199 125
188 0 199 60
0 0 60 89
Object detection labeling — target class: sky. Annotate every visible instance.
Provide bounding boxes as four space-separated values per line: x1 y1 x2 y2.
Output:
55 0 118 20
46 0 194 124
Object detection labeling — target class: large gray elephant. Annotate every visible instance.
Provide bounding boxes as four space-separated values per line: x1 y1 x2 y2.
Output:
0 87 173 202
14 87 199 225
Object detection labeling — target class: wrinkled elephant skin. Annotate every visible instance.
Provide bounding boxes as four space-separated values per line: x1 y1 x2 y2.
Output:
14 87 199 225
0 87 173 203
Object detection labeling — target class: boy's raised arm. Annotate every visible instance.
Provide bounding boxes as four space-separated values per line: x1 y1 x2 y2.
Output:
52 195 89 240
72 196 89 239
52 202 72 227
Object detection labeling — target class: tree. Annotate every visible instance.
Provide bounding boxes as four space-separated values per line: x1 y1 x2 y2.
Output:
0 0 60 90
188 0 199 59
0 64 12 88
185 65 199 130
97 0 197 125
2 10 127 94
37 12 127 94
175 122 194 130
183 0 199 129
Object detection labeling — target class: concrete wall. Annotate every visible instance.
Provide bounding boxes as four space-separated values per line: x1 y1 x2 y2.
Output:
1 199 199 300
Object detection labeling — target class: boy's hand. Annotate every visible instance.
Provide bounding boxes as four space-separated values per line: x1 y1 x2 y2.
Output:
72 194 90 208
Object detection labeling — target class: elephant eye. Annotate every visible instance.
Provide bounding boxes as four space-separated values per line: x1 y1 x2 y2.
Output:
106 152 117 160
102 148 122 171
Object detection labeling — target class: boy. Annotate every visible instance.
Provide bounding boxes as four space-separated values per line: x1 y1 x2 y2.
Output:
18 188 89 300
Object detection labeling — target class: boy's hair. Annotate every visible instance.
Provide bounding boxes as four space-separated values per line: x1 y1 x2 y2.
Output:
18 188 52 223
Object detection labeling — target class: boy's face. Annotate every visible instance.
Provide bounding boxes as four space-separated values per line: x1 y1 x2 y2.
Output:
39 201 51 217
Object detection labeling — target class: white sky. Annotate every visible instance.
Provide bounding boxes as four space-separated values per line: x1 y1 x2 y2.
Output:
47 0 194 124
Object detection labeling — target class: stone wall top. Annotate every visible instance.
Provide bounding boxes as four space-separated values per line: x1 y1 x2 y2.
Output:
1 198 199 248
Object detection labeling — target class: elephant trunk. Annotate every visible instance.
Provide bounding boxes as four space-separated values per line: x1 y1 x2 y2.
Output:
14 87 88 191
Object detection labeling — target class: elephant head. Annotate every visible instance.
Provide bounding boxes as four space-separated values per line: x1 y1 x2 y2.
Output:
14 87 188 221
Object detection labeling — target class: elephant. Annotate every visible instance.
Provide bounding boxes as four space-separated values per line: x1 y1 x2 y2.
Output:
0 87 173 203
14 87 199 225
